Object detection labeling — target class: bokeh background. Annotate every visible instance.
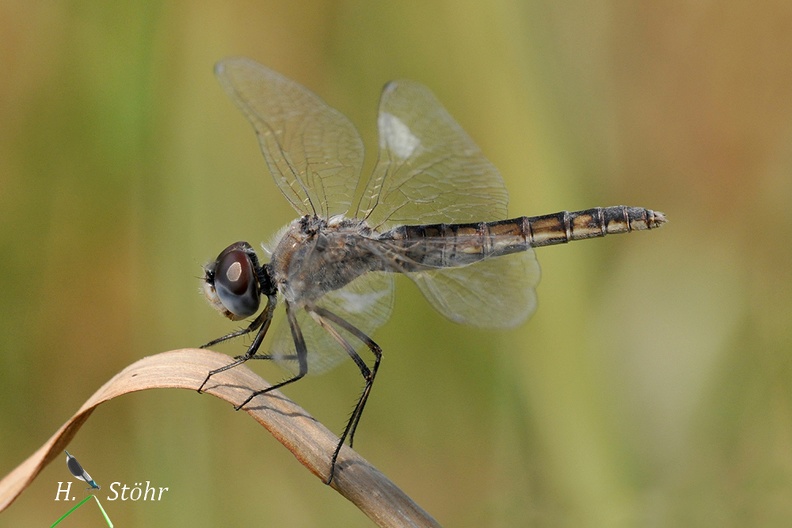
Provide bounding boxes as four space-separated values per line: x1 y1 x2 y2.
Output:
2 2 791 526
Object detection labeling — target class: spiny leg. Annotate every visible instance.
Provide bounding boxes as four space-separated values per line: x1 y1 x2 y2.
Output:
313 307 382 447
201 317 263 349
232 300 309 410
309 305 382 483
198 294 276 393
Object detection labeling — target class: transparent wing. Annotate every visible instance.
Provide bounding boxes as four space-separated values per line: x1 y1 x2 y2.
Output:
270 271 394 375
357 80 509 229
408 250 541 328
215 57 363 218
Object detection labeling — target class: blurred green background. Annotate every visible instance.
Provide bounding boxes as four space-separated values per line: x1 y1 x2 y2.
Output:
2 1 791 526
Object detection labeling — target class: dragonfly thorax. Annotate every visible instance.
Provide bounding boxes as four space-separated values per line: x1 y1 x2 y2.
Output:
269 215 381 305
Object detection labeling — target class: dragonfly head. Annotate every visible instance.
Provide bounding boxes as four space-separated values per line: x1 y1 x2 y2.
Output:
203 241 262 320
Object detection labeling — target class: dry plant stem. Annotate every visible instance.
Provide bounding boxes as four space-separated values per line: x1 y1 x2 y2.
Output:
0 349 440 528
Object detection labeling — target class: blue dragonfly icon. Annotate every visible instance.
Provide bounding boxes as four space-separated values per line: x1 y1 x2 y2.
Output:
65 451 100 490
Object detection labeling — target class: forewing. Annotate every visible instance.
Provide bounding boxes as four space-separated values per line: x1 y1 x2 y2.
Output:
270 271 394 375
409 250 541 328
358 80 509 228
215 57 363 218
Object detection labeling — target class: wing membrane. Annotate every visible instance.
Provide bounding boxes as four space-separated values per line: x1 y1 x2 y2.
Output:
215 58 362 218
409 250 540 328
358 80 509 228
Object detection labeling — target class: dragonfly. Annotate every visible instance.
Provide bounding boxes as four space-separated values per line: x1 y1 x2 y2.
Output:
198 57 666 483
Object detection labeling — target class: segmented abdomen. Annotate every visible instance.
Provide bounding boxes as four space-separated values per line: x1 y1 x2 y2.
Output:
379 206 666 270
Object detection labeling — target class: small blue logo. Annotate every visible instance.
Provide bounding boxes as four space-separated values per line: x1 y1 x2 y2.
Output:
65 451 100 490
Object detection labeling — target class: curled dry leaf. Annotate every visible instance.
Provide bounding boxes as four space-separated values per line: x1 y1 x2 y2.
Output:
0 349 439 528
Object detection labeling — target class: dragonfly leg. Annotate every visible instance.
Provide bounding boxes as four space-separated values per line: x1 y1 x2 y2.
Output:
232 300 308 411
309 305 382 484
198 294 277 393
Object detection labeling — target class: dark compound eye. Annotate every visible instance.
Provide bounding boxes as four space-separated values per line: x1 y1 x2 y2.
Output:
211 242 261 319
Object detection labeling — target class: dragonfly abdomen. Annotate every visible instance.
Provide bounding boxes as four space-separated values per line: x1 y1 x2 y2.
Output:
381 206 666 270
517 205 666 247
